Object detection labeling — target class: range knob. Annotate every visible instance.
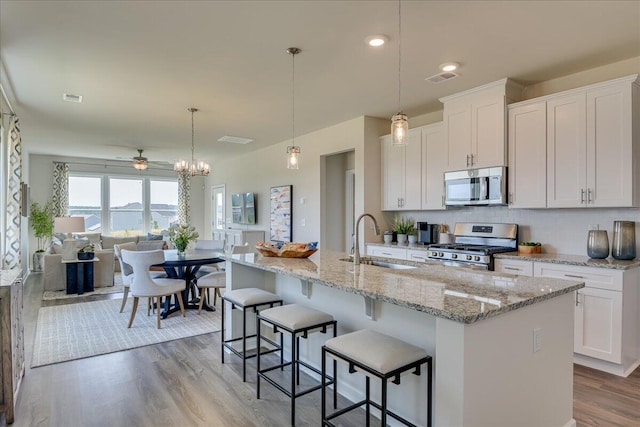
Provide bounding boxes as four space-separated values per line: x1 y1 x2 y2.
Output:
451 254 458 259
466 255 472 261
430 251 438 257
474 256 481 261
438 252 444 257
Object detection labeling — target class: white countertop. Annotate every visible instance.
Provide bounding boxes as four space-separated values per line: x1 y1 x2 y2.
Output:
226 250 583 324
495 252 640 270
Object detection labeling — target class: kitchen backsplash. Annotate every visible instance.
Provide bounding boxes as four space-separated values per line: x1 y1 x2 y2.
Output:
382 207 640 257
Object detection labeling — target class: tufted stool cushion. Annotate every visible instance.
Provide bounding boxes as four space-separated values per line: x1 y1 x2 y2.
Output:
259 304 334 331
325 329 427 375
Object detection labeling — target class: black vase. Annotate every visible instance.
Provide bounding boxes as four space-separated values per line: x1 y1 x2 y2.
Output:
77 251 94 260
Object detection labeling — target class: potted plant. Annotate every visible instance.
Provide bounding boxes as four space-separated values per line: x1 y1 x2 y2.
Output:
77 243 95 260
168 223 199 255
29 200 55 272
393 216 415 245
383 230 393 245
407 229 418 245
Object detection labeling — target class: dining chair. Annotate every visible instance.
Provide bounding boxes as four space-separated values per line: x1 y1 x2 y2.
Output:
194 243 250 313
114 242 138 313
194 239 225 275
121 249 186 329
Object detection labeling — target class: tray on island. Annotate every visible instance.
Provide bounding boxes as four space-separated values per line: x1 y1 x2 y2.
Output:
256 242 318 258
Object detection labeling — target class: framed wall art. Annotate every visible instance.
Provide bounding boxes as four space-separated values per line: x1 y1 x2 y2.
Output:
270 185 292 242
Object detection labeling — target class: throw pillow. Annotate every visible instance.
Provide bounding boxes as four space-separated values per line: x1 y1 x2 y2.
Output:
147 232 164 241
137 241 165 251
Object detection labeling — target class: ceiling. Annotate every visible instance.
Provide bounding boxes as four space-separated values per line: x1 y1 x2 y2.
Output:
1 1 639 167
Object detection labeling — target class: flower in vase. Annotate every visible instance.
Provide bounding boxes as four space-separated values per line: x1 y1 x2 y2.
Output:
168 224 199 253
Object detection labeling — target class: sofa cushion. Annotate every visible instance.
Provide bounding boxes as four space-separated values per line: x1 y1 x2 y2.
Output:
101 235 139 250
137 240 166 251
147 232 163 240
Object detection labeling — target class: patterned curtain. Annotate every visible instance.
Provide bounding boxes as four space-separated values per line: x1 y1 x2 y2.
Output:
177 173 190 224
51 162 69 217
4 116 22 269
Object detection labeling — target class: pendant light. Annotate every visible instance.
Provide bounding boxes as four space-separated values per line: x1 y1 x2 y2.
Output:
391 0 408 145
174 107 210 176
286 47 301 169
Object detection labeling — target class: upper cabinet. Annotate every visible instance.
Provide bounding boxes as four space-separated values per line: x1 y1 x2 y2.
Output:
508 74 639 209
381 123 445 211
440 78 524 172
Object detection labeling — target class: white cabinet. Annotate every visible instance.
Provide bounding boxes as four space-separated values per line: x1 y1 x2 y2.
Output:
494 258 533 277
407 249 431 263
534 262 639 375
381 129 422 210
421 123 446 210
507 101 547 208
366 245 407 260
221 229 265 252
440 78 523 172
546 75 638 208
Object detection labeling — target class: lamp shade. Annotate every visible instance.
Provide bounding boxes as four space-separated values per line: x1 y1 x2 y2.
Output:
54 217 85 234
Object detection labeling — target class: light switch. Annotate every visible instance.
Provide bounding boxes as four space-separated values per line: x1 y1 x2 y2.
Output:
301 219 306 227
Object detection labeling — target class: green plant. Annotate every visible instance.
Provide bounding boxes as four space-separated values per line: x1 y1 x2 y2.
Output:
392 216 415 235
30 200 55 252
78 243 95 253
168 224 199 252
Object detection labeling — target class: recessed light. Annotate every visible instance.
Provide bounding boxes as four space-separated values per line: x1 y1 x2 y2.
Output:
365 35 388 47
63 93 83 103
439 62 459 72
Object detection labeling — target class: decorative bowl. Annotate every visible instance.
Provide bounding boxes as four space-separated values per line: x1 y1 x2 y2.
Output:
256 241 318 258
518 244 541 255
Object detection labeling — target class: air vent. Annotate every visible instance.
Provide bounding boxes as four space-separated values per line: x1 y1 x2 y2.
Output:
425 72 459 84
218 135 254 145
63 93 83 103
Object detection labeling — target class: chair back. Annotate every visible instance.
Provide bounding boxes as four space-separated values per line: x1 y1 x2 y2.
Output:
114 242 138 277
231 243 252 254
195 239 225 251
121 249 169 296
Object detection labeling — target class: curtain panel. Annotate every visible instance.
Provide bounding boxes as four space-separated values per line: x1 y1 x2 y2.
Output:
51 162 69 217
4 116 21 269
177 173 190 224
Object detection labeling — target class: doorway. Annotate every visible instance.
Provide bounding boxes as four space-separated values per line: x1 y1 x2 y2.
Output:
320 150 355 252
211 184 225 239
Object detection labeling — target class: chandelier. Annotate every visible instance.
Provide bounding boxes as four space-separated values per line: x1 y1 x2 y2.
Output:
174 107 210 176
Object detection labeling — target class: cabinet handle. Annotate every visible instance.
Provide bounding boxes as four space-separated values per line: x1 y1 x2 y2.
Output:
381 252 393 256
575 291 580 306
466 154 470 167
564 274 584 279
504 266 521 271
588 188 593 204
470 153 474 166
508 192 513 204
581 189 586 204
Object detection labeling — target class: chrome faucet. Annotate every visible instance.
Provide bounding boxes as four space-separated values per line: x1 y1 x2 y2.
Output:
354 213 380 266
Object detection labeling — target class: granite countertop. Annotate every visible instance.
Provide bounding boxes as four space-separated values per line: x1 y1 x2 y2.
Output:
495 252 640 270
226 250 583 324
0 269 22 287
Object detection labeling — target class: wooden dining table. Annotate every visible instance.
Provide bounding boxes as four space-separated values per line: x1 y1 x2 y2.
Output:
155 249 225 318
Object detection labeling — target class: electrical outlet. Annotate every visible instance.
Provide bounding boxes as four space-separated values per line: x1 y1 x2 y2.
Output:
533 328 542 353
301 218 306 227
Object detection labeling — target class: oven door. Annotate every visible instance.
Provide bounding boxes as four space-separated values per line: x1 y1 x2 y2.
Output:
444 171 488 206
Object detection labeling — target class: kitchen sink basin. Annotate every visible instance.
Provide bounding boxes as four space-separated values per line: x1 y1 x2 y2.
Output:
341 257 417 270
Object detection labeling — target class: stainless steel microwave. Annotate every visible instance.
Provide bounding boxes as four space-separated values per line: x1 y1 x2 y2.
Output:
444 166 507 206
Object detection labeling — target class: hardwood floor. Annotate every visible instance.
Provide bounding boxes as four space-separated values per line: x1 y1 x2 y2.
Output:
2 272 639 426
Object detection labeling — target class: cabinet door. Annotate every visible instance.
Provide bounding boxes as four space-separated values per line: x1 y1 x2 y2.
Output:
422 123 445 210
546 93 587 208
444 100 472 171
366 245 407 260
587 83 634 207
508 102 547 208
472 94 506 168
575 287 622 363
402 129 423 210
407 249 430 262
494 259 533 277
381 135 403 210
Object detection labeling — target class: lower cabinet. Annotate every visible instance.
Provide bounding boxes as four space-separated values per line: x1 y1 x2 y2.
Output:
494 259 534 277
574 286 622 363
0 271 24 424
215 229 265 252
366 245 407 260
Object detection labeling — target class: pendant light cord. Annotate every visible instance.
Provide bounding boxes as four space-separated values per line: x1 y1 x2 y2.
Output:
397 0 402 113
191 109 195 166
292 51 296 145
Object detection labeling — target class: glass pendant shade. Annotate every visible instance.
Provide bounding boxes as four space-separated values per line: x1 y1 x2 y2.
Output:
391 113 408 145
133 160 148 170
287 146 300 169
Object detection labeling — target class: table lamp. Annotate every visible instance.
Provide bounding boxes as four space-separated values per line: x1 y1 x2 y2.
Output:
54 217 85 260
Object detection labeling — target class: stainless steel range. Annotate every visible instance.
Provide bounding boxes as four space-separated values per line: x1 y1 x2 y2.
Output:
427 223 518 270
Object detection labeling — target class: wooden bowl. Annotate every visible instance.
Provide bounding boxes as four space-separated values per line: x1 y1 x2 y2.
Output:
518 245 541 255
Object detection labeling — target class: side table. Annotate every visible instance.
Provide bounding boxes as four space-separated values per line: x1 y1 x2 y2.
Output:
61 257 99 295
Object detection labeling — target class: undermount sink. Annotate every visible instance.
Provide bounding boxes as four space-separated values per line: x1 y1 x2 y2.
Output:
341 257 417 270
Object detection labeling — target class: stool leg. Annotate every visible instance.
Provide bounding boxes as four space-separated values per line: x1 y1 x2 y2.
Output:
365 376 370 427
321 347 327 424
333 324 337 410
280 331 284 371
381 377 387 426
242 307 247 382
296 336 300 386
221 299 226 364
290 332 296 426
427 360 432 427
256 314 261 399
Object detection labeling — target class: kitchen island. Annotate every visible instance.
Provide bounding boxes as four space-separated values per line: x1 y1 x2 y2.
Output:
225 250 584 427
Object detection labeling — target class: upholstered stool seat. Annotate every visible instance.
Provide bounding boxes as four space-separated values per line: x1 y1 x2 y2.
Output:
221 288 283 382
257 304 337 426
322 329 432 427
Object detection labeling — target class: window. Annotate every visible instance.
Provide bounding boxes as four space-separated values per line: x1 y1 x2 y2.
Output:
68 173 178 236
69 176 102 232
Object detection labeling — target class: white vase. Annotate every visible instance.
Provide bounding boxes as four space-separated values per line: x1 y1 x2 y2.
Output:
383 234 393 244
408 235 417 245
397 234 407 244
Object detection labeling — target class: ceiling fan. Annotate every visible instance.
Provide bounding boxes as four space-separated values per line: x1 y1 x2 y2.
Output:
132 149 149 170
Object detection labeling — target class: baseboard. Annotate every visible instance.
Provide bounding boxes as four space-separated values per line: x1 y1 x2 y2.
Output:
563 418 576 427
574 354 640 377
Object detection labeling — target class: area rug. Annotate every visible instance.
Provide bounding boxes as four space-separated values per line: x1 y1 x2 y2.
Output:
31 297 221 368
42 273 125 301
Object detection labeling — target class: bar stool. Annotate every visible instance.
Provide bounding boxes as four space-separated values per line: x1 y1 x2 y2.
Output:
321 329 432 427
257 304 337 426
221 288 283 382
